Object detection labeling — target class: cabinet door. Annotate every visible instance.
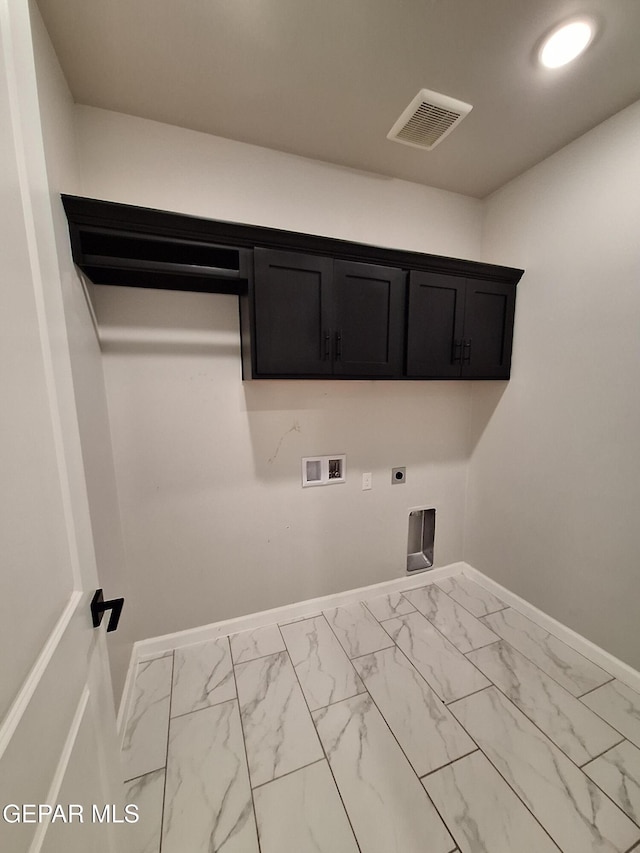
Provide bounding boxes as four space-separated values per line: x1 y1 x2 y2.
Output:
461 279 516 378
332 260 405 377
253 248 333 376
406 271 465 377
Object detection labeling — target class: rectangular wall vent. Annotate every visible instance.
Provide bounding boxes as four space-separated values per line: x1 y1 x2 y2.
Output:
407 507 436 572
387 89 472 151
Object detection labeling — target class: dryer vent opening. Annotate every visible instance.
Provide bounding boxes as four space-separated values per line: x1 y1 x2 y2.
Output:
407 508 435 572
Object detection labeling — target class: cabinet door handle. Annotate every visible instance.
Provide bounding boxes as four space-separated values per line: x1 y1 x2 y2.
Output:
323 330 331 360
452 339 462 364
462 339 472 364
335 330 343 361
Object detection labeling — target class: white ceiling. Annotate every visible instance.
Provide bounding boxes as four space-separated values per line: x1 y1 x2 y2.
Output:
37 0 640 198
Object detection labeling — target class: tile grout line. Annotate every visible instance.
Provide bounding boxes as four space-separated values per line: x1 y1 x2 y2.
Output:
120 577 640 853
375 617 482 707
397 587 496 655
136 650 174 665
577 676 616 699
403 579 507 624
403 583 505 646
451 683 640 844
449 640 637 784
231 644 287 667
374 597 639 773
290 610 365 692
274 596 634 786
478 608 617 691
444 690 565 853
461 638 502 655
476 614 618 703
460 643 627 768
276 621 363 853
356 651 479 783
323 602 395 661
472 679 625 775
144 593 640 853
361 596 416 624
402 612 492 704
250 757 326 792
439 604 637 844
169 693 239 722
580 737 627 769
376 598 502 706
324 607 413 686
339 601 640 843
230 638 264 853
277 613 322 628
433 577 510 620
302 614 640 847
344 622 475 853
440 638 640 842
418 748 481 781
123 765 165 785
347 642 397 661
307 685 373 714
321 601 482 851
576 678 640 749
443 684 493 706
585 746 640 832
380 595 500 665
157 650 175 853
283 612 368 710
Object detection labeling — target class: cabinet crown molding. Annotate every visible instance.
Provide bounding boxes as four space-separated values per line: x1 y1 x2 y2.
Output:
61 195 524 291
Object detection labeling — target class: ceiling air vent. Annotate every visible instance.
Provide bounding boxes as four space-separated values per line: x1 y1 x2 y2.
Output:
387 88 473 151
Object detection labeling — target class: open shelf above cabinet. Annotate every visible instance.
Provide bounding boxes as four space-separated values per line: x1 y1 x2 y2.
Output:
62 196 250 294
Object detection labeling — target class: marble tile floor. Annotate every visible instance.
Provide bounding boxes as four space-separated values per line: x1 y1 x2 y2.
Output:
120 574 640 853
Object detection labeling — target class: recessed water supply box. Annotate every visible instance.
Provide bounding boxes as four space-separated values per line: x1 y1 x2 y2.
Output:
407 507 435 572
301 455 346 487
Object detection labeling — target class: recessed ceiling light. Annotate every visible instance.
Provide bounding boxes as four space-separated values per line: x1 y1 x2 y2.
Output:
539 18 595 68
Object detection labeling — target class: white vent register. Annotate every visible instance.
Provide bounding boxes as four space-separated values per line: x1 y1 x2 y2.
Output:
387 88 472 151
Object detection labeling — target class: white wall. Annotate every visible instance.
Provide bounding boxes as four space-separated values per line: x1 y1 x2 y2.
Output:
30 9 131 700
30 60 640 670
76 107 483 644
466 99 640 669
75 107 482 259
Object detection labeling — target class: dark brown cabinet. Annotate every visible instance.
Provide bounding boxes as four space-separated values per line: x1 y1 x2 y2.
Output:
406 272 516 379
249 249 406 378
252 249 332 376
61 196 523 381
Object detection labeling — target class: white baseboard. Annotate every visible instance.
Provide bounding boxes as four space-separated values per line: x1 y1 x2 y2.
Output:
134 562 466 662
116 562 464 733
116 647 140 740
462 563 640 695
117 559 640 735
